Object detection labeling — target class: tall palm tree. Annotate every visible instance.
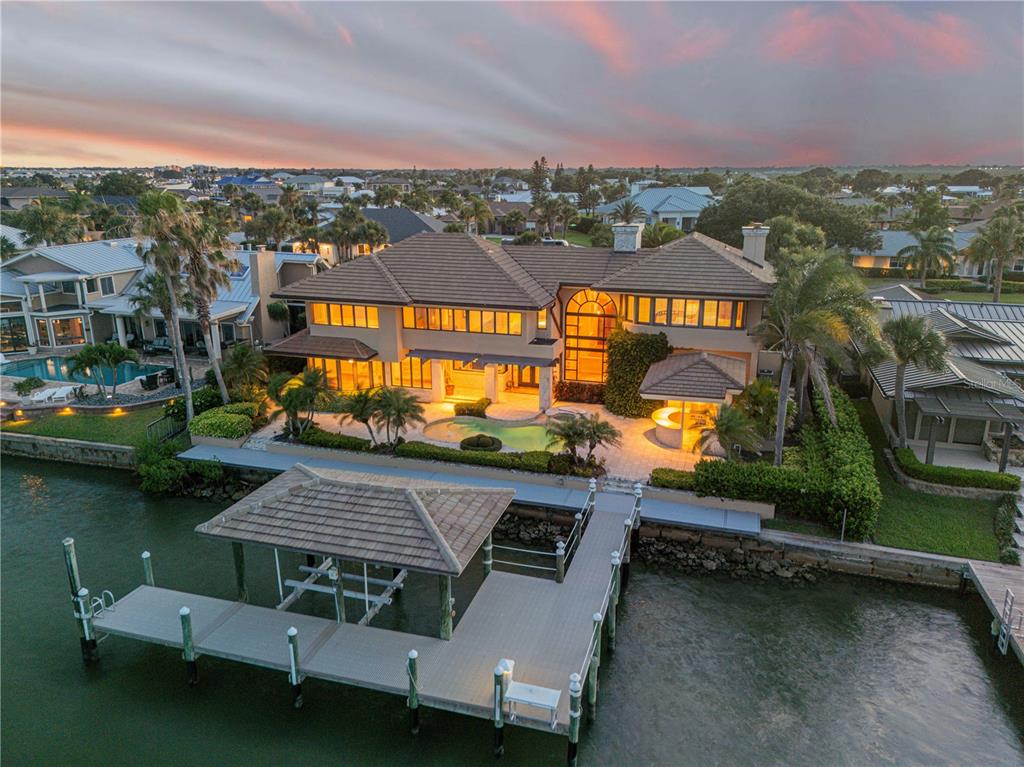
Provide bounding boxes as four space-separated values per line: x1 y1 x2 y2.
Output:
881 315 949 449
581 413 621 464
321 204 364 261
558 197 579 236
278 185 302 219
136 190 195 421
897 226 957 288
968 210 1022 303
336 389 381 446
504 209 526 234
66 342 139 399
459 197 493 235
641 222 684 248
695 404 761 459
178 212 240 404
532 196 561 236
220 344 268 390
354 220 388 254
964 199 984 222
268 368 335 437
128 270 192 383
18 201 86 246
756 248 877 465
374 185 401 208
612 199 644 223
373 387 425 448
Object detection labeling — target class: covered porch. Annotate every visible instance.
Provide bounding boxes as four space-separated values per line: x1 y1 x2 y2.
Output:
15 272 94 349
410 348 555 411
911 395 1024 473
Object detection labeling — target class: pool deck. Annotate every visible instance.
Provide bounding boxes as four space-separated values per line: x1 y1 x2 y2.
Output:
178 443 762 536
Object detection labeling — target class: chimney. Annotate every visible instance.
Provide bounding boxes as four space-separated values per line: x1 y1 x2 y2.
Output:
612 222 644 253
741 223 770 266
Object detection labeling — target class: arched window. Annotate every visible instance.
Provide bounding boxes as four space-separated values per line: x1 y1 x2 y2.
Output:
563 289 617 383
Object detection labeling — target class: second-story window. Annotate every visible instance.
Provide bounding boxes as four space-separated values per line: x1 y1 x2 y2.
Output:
537 309 547 330
100 276 115 296
402 306 522 335
627 294 746 330
310 303 379 328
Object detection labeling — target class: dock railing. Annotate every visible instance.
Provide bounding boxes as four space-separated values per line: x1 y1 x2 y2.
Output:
146 414 186 444
491 479 599 583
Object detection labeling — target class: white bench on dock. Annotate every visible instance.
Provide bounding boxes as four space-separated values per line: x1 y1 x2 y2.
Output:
504 681 562 728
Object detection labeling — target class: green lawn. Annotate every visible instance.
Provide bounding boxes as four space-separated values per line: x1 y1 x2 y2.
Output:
563 230 593 247
854 400 1001 561
2 405 165 448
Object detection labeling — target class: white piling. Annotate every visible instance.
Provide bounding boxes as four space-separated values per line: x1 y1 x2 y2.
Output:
75 587 98 664
567 672 582 767
141 551 154 586
180 606 198 686
287 626 303 708
407 650 420 735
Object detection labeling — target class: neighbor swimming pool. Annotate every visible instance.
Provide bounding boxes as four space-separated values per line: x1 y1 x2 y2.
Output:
0 355 165 386
422 415 553 451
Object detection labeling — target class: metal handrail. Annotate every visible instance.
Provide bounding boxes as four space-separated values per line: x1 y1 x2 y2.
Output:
491 543 557 558
492 559 558 573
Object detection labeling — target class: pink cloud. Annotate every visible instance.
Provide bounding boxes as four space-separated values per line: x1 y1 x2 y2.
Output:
764 3 984 73
262 1 318 35
337 24 354 47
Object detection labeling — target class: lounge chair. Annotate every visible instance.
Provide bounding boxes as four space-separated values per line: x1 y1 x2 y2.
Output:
51 386 77 403
30 388 58 403
139 372 160 391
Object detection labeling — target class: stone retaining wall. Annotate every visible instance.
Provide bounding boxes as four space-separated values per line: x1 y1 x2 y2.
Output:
0 432 136 469
883 449 1015 501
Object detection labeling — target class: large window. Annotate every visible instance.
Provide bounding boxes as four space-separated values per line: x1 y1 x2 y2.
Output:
626 294 746 330
307 356 385 391
100 276 115 296
402 306 522 335
563 290 616 383
310 302 380 329
1 316 28 352
389 356 432 388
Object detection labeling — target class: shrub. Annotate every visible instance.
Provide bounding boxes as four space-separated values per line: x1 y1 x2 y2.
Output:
894 448 1020 491
554 380 605 404
589 223 612 248
137 457 188 494
650 467 695 491
299 426 371 452
454 397 491 418
995 498 1021 565
573 216 598 234
513 231 540 245
14 377 44 396
692 459 821 513
188 411 253 439
164 387 222 419
604 328 670 417
460 433 503 452
396 440 522 470
548 454 574 475
267 300 290 322
521 450 555 473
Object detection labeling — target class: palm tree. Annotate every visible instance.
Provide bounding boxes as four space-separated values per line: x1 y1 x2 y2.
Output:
136 190 194 421
459 196 493 235
612 199 644 223
245 206 292 248
321 204 363 261
336 389 381 446
964 199 984 222
756 248 877 465
641 222 684 248
67 342 139 399
558 198 579 236
128 270 192 388
897 227 957 288
354 220 388 255
374 185 401 208
968 210 1023 302
373 387 425 448
278 185 302 218
504 209 526 234
178 212 240 404
532 196 561 236
581 413 621 464
881 315 949 449
220 344 268 390
546 415 589 465
268 368 335 437
18 201 86 246
695 405 761 459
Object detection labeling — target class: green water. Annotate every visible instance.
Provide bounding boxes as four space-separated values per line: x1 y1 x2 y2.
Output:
422 416 551 451
2 457 1023 766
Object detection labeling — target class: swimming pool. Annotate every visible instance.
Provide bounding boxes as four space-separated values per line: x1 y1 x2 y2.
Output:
422 415 553 452
0 355 165 386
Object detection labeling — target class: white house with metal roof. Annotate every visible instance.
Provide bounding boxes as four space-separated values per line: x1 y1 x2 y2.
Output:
596 186 714 232
850 229 980 276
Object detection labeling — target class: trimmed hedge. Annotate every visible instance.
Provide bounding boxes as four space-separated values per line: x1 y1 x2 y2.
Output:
460 434 503 452
894 447 1020 491
454 397 491 417
604 329 670 417
395 440 553 473
299 427 371 452
650 467 695 491
554 380 605 404
164 387 222 419
188 411 253 439
995 498 1021 565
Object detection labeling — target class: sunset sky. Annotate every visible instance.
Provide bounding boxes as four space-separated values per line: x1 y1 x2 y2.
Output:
2 1 1021 169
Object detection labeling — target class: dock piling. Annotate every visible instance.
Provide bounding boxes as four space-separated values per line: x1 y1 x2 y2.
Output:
958 563 969 597
608 552 621 651
483 533 493 576
407 650 420 734
587 612 601 720
493 664 505 757
287 626 303 708
75 587 98 664
621 518 632 589
329 567 345 623
567 673 582 767
555 541 566 584
439 575 453 640
179 606 198 686
232 542 248 602
62 537 82 601
142 551 155 586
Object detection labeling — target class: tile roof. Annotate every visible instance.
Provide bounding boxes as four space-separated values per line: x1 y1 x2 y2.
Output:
361 207 446 242
265 328 378 361
639 352 746 401
6 238 144 276
195 464 515 576
273 251 413 305
592 233 774 297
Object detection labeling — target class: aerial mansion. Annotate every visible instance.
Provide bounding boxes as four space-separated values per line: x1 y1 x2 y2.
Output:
271 224 778 414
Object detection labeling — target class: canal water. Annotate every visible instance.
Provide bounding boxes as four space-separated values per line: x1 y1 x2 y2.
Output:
2 456 1022 766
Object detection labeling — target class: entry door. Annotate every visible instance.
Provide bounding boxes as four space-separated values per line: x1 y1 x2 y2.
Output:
517 365 539 388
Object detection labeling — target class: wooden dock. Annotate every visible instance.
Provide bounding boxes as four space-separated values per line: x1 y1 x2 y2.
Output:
967 560 1024 664
90 492 636 734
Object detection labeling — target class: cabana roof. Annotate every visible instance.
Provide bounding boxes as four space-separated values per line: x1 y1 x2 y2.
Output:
195 464 515 576
639 352 746 402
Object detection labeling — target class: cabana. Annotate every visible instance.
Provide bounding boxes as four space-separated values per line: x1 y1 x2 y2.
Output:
195 464 515 638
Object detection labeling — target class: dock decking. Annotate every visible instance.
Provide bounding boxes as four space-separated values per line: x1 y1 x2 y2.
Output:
91 492 636 733
967 560 1024 664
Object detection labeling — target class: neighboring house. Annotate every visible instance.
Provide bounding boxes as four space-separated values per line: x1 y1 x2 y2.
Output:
928 185 993 198
334 175 365 187
833 195 911 226
365 177 413 194
290 174 331 195
0 187 70 210
485 201 536 234
269 225 778 423
0 224 31 252
270 171 295 182
498 190 578 205
492 176 527 191
91 195 140 211
947 199 1011 225
861 298 1024 453
596 187 713 232
216 175 281 204
294 207 445 263
850 230 979 276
